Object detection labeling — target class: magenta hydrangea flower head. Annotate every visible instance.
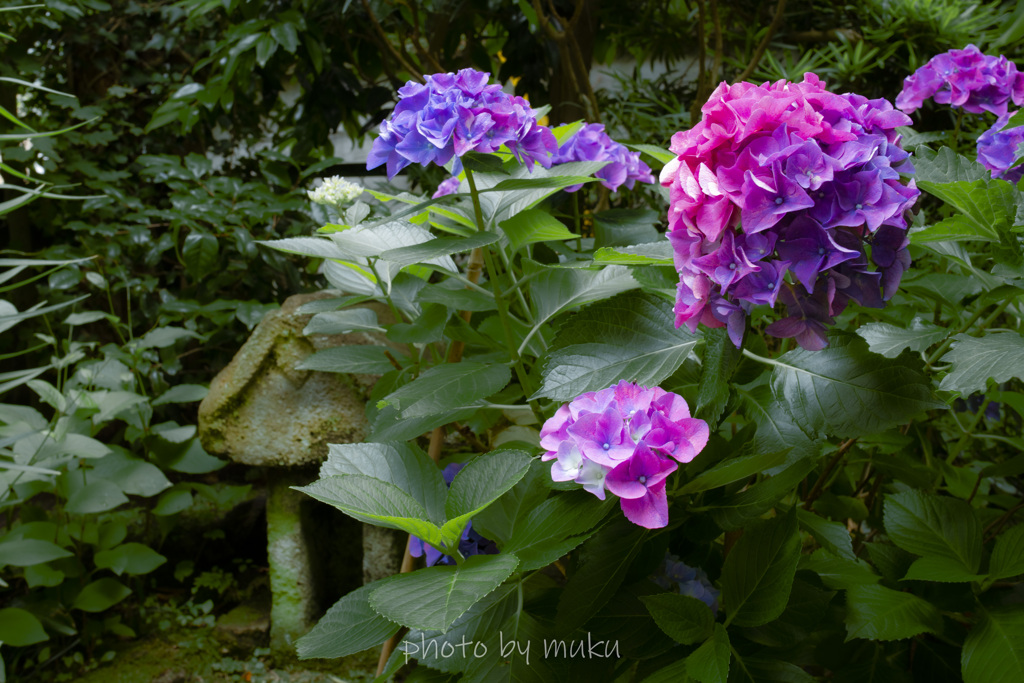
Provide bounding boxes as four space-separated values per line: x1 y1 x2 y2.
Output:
367 68 558 179
895 45 1024 116
551 122 654 192
977 111 1024 183
661 74 920 350
540 380 709 529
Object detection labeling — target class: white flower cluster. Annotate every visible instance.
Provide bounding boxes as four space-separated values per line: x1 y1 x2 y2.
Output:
307 176 363 207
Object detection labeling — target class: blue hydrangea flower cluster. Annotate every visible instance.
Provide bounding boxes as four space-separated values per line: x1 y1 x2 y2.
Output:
552 122 654 192
367 68 557 179
895 44 1024 116
651 554 720 611
977 112 1024 183
408 463 498 567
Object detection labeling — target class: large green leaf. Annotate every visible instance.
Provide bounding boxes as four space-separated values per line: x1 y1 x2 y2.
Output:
913 146 991 184
679 450 789 494
378 361 510 418
499 209 578 254
296 582 401 659
534 292 697 401
296 475 445 546
710 458 816 531
641 593 715 645
797 509 855 561
93 543 166 576
318 441 447 524
379 231 499 268
65 479 128 514
500 491 613 571
0 608 48 646
368 554 519 632
303 308 385 335
988 524 1024 581
404 584 518 673
0 538 72 567
883 490 982 577
721 509 800 628
938 333 1024 395
856 318 947 358
555 520 647 632
471 462 551 544
738 385 819 466
73 577 132 612
696 327 741 425
962 606 1024 683
441 449 533 547
844 584 942 641
686 624 730 683
461 610 555 683
528 264 637 336
769 333 944 438
800 549 880 590
296 346 395 375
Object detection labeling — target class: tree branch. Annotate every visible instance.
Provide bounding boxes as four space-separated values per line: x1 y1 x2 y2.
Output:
734 0 788 84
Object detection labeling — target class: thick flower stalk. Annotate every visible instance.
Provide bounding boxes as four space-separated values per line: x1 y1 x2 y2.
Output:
408 463 498 567
895 45 1024 116
977 112 1024 183
651 554 720 611
661 74 919 350
540 381 709 529
551 122 654 192
366 68 557 179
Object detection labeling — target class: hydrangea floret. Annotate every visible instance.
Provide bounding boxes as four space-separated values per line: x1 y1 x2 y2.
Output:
307 176 363 207
651 553 720 611
661 74 919 350
977 112 1024 183
408 463 498 567
366 68 557 179
551 122 654 192
540 381 709 529
895 45 1024 116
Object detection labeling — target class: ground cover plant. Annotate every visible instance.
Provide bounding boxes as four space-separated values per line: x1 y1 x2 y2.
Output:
265 59 1024 683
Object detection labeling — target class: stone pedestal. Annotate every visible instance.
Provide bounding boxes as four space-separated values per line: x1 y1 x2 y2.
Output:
197 292 403 654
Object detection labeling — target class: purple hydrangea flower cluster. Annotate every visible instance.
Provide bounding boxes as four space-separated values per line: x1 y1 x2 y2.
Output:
408 463 498 567
367 68 557 180
895 45 1024 116
540 381 709 530
661 74 919 350
651 553 720 611
552 122 654 192
977 112 1024 183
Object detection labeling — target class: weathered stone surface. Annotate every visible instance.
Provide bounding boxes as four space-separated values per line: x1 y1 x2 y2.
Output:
198 292 387 467
213 590 271 655
362 525 406 585
267 473 316 652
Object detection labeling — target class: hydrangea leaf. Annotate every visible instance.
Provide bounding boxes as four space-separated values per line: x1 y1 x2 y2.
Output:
769 332 945 438
0 608 48 646
501 491 614 571
534 292 696 402
912 146 990 184
641 593 715 645
796 508 855 561
461 610 556 683
303 308 385 335
529 263 637 335
962 606 1024 683
710 458 816 531
679 450 789 494
738 385 819 467
403 584 518 673
368 554 519 632
592 208 661 248
296 582 401 659
379 231 499 268
938 332 1024 395
721 508 800 628
911 215 996 244
296 474 445 545
440 449 533 548
297 345 395 375
686 623 730 683
593 242 674 265
499 208 578 254
696 327 742 425
844 584 942 641
375 361 510 420
883 490 982 575
799 549 880 590
856 318 947 358
988 524 1024 582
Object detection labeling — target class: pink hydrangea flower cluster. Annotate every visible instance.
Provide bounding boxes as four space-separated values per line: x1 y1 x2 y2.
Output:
367 68 557 180
895 45 1024 116
661 74 919 350
539 381 709 529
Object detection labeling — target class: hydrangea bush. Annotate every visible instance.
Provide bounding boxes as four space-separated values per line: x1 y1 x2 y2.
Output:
259 65 1024 683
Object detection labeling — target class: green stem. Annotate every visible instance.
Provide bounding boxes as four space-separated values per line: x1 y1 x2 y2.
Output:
465 169 545 423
